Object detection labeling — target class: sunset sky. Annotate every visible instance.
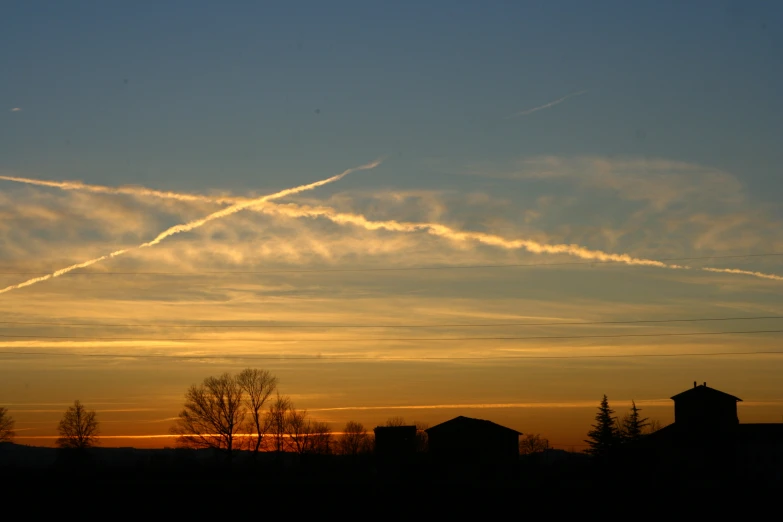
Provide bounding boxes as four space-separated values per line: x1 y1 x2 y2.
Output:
2 1 783 450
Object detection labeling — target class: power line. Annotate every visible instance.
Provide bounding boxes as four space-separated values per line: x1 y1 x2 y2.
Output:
0 349 781 361
1 315 782 329
0 252 780 276
1 329 782 342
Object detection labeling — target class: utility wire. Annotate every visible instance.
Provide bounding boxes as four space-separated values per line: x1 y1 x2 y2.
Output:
0 350 781 361
1 315 782 329
0 252 780 276
1 329 783 342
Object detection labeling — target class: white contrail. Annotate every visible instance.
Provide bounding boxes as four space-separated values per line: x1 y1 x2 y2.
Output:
257 202 686 269
506 90 588 119
0 159 383 295
0 174 243 205
262 203 783 281
701 267 783 282
3 169 782 283
0 249 130 293
265 203 783 281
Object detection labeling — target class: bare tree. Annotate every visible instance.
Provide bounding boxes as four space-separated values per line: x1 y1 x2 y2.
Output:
171 372 245 460
306 421 333 455
286 406 310 455
384 416 407 427
282 403 333 455
57 400 99 449
236 368 277 455
519 433 549 455
0 407 15 442
338 421 369 456
266 393 292 453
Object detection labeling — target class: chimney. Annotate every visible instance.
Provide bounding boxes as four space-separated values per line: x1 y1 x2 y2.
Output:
703 382 707 387
693 381 697 388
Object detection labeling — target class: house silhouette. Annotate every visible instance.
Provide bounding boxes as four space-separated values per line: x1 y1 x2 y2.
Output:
425 416 521 482
640 382 783 484
671 381 740 431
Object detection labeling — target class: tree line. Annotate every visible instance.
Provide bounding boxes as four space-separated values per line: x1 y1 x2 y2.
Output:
0 369 418 458
1 400 100 449
170 368 382 460
0 370 659 458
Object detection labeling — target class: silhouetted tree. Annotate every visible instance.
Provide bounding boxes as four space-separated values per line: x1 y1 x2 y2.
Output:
237 368 277 455
338 421 370 456
584 395 619 458
286 405 332 455
287 406 310 455
384 416 407 427
171 372 245 460
519 433 549 455
0 407 15 442
620 401 649 443
57 400 99 449
267 393 292 453
306 421 333 455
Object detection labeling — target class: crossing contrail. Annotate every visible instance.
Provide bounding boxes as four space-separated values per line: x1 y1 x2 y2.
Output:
3 167 782 283
506 90 588 119
0 159 383 294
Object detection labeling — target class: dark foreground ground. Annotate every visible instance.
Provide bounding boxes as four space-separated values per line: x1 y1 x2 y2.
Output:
2 442 781 492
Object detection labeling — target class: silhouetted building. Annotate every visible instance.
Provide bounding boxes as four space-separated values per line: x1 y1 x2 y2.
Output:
640 382 783 484
373 425 417 480
672 381 740 432
426 416 521 482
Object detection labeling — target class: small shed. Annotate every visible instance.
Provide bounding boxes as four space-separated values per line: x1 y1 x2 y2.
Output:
373 425 417 480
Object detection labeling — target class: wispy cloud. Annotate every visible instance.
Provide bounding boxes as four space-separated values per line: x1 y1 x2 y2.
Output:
3 168 782 283
506 90 587 119
463 155 783 257
10 107 22 112
0 158 383 295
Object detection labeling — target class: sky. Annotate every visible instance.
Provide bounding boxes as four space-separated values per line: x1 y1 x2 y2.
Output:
1 1 783 449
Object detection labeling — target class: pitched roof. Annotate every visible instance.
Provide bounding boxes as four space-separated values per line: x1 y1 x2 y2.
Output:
671 384 742 402
425 416 521 436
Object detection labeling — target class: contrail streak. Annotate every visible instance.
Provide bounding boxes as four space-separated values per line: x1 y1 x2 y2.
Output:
506 90 588 119
3 168 782 283
258 202 688 269
701 267 783 282
0 174 248 205
261 203 783 281
264 203 783 281
0 159 382 294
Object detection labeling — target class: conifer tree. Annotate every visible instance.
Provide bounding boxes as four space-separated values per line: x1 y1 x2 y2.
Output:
584 394 619 458
621 401 649 443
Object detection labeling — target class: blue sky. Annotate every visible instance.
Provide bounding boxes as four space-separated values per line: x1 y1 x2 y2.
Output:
1 1 782 448
3 1 782 196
